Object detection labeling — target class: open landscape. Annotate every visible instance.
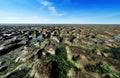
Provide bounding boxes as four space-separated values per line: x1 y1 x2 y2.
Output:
0 24 120 78
0 0 120 78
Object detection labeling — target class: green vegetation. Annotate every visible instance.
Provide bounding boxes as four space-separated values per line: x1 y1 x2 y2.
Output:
85 62 120 78
48 46 80 78
23 70 33 78
111 47 120 61
83 46 97 59
89 48 97 59
5 63 33 78
28 43 40 49
73 46 97 59
102 48 111 53
102 46 120 61
0 50 22 75
6 69 29 78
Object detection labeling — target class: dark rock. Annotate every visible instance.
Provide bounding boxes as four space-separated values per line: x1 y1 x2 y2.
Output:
70 36 76 43
0 61 6 66
0 66 8 72
0 43 24 56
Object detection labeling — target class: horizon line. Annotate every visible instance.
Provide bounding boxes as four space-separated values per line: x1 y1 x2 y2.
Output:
0 23 120 25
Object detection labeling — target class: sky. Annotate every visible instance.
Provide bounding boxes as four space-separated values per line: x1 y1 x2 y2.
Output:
0 0 120 24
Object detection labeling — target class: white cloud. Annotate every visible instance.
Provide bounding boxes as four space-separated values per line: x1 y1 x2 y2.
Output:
41 0 51 6
39 0 64 16
48 6 64 16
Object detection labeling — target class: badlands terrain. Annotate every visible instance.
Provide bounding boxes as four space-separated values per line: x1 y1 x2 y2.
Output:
0 24 120 78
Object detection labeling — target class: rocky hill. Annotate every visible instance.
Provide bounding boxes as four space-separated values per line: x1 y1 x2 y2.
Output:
0 25 120 78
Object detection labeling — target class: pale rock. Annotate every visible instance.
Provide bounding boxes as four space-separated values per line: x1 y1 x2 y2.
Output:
47 48 55 55
34 42 40 47
106 43 113 47
96 49 101 55
51 36 59 43
66 46 72 60
0 45 4 50
64 38 72 46
101 52 109 57
68 68 76 78
16 64 26 70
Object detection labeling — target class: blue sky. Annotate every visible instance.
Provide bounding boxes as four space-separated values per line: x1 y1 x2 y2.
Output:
0 0 120 24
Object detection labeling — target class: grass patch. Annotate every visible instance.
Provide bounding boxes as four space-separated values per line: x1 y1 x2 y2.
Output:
73 46 97 59
89 48 97 59
111 47 120 61
5 63 33 78
0 50 22 75
23 69 33 78
102 47 120 61
6 69 29 78
102 48 111 53
48 46 80 78
85 62 120 78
